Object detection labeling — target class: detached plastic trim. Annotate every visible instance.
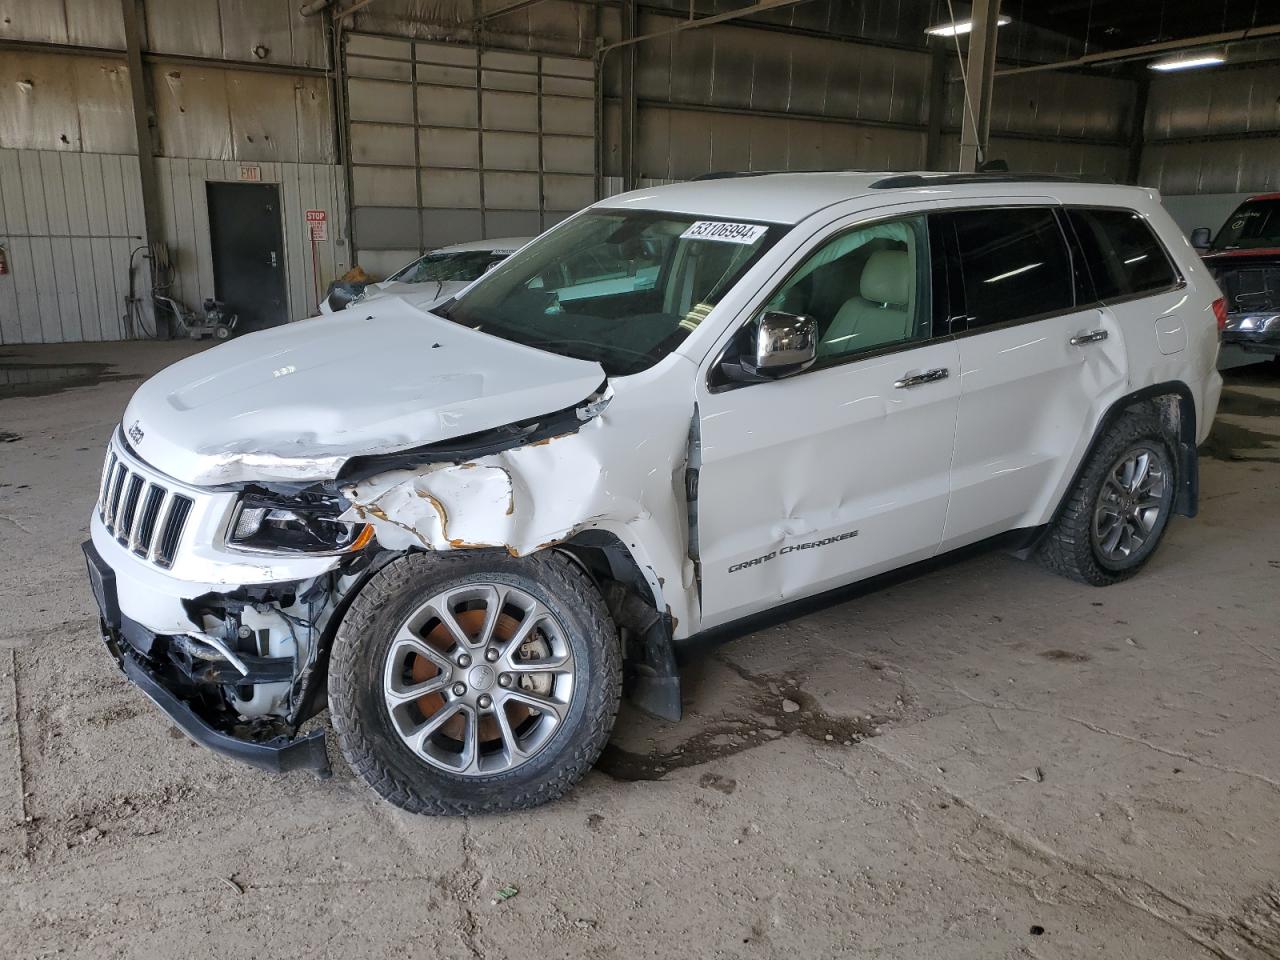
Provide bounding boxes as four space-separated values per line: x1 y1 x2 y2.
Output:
118 649 331 774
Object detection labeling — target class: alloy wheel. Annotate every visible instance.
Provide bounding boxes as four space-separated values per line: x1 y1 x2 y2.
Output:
1091 445 1169 563
382 583 574 776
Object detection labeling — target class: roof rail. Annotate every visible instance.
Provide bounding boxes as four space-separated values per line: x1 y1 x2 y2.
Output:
689 171 777 181
690 168 878 181
869 172 1105 189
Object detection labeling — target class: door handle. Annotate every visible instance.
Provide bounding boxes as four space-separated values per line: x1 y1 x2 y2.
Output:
894 367 949 389
268 251 278 268
1070 329 1108 346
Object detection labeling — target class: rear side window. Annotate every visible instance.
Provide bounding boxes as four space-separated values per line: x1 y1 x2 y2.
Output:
1066 208 1179 301
942 208 1074 329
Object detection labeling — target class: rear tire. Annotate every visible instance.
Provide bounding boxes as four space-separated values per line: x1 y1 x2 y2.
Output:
1037 412 1177 586
328 550 621 815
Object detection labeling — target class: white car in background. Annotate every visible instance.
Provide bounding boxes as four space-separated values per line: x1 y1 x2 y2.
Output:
320 237 530 314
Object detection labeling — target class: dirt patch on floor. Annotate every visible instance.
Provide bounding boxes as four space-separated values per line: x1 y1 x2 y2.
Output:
598 657 894 781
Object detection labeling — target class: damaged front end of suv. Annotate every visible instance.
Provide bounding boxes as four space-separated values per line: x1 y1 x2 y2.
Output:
86 438 385 774
85 373 688 779
84 201 781 813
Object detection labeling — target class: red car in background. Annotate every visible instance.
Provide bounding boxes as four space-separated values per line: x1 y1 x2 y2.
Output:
1193 194 1280 360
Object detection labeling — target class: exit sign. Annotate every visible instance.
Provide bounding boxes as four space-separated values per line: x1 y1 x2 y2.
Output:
238 164 262 182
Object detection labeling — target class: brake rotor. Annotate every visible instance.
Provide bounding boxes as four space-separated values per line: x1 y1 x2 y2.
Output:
409 607 551 748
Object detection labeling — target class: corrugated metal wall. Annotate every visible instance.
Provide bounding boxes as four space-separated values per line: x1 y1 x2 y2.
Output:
0 1 343 345
0 148 145 343
0 52 136 154
4 0 1270 343
344 34 594 276
942 67 1136 179
1140 62 1280 194
610 12 932 184
152 65 334 164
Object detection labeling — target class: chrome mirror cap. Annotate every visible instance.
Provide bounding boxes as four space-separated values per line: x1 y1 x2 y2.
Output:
754 311 818 374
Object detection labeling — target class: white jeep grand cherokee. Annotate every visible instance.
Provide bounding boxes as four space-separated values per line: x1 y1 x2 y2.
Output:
85 172 1224 814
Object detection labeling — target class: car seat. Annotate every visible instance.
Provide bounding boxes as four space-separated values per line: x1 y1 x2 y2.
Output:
820 249 912 357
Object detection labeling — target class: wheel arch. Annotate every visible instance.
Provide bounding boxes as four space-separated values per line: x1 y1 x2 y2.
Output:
554 529 683 722
1063 380 1200 525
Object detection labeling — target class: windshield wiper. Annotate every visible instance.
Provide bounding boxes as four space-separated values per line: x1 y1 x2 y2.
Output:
523 337 653 365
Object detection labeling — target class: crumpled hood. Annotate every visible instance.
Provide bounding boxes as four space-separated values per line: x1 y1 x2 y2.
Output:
122 294 605 486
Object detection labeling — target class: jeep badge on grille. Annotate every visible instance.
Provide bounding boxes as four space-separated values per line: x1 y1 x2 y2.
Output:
127 421 144 446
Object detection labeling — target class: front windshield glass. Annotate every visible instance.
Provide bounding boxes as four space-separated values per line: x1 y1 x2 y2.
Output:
440 211 785 375
1213 199 1280 250
391 250 509 284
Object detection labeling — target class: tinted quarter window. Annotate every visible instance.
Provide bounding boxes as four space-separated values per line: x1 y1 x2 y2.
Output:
1067 208 1179 300
946 208 1074 328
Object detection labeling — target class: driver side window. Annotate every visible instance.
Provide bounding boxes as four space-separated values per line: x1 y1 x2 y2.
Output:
762 215 931 365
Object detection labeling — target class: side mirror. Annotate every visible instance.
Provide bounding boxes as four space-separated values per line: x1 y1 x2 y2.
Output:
747 311 818 378
1190 227 1212 250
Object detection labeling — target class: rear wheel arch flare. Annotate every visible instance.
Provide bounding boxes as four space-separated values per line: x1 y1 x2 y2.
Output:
1065 380 1199 524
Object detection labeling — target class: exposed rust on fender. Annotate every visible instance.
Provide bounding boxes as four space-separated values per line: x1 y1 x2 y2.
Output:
422 492 451 541
449 538 498 549
529 431 575 447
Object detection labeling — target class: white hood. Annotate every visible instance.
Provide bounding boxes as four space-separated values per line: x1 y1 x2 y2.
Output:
122 294 605 486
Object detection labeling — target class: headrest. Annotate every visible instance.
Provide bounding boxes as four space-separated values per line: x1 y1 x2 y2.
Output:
860 249 910 307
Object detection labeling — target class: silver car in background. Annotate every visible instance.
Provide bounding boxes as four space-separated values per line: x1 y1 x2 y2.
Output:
320 237 530 314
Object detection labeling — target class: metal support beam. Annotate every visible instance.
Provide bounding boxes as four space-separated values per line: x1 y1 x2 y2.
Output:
334 0 379 20
473 0 553 25
0 38 328 79
957 0 1001 172
120 0 167 337
619 0 637 190
994 22 1280 78
925 45 947 170
598 0 814 55
1126 74 1149 186
330 4 354 261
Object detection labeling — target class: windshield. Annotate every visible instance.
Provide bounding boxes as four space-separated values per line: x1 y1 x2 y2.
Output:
1213 199 1280 250
439 211 784 375
390 250 511 284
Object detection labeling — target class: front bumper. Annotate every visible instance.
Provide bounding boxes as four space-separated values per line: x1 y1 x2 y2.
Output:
84 539 331 775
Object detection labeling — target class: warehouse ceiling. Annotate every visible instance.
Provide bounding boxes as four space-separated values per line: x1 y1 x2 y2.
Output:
1008 0 1270 50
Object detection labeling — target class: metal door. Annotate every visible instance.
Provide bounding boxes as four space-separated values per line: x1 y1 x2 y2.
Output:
206 182 288 332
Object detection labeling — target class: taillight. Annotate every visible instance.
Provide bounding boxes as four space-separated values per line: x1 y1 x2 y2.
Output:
1212 297 1228 331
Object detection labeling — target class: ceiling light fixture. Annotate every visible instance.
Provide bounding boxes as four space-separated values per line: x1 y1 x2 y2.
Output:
926 15 1011 37
1148 53 1226 72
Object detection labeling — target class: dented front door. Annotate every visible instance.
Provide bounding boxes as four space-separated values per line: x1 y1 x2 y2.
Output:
693 339 961 630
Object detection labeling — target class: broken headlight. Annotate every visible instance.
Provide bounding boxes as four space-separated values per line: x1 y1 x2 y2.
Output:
227 495 372 555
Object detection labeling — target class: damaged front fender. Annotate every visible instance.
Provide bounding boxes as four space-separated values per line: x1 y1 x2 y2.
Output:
337 375 699 638
340 418 628 557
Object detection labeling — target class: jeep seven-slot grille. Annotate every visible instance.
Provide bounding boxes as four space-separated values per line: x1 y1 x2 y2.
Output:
97 449 193 569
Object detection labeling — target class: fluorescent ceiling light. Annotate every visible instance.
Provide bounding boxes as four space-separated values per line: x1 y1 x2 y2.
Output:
926 15 1011 37
1149 54 1225 72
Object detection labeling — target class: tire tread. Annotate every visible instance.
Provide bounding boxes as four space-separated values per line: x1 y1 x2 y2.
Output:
1037 410 1174 587
328 550 621 816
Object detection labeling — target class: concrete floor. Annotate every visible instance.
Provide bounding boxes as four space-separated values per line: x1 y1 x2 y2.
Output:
3 341 1279 960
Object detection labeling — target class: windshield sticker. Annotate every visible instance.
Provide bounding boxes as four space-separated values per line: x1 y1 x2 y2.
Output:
680 221 769 245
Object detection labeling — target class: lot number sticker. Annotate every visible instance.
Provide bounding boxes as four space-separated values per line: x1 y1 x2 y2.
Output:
681 221 768 244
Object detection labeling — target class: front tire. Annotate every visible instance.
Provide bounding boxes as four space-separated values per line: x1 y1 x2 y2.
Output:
1037 412 1177 586
328 550 621 815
